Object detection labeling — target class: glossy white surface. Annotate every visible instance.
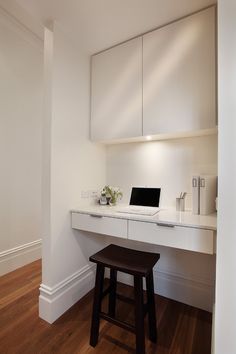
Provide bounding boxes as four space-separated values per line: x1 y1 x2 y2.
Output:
91 37 142 141
71 204 217 231
93 127 217 145
90 7 216 144
71 213 128 239
129 220 215 254
143 7 216 136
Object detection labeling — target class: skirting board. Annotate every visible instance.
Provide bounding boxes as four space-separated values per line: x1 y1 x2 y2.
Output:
39 264 96 324
40 263 214 324
117 269 214 312
0 239 42 276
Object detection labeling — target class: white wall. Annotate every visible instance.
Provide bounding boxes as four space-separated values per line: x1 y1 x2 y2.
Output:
0 0 43 39
39 0 219 323
215 1 236 353
39 23 107 323
107 135 217 310
107 135 217 208
0 8 43 275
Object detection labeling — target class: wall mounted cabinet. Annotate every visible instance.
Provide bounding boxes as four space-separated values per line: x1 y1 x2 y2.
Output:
143 7 216 136
91 37 142 141
90 6 216 143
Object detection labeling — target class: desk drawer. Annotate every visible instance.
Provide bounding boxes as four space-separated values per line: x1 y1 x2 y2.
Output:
72 212 128 239
128 220 215 254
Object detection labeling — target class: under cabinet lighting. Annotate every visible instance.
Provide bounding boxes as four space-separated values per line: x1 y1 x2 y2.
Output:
146 136 152 141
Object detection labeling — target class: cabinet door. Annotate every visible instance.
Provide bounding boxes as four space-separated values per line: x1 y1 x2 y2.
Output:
143 7 216 136
91 37 142 141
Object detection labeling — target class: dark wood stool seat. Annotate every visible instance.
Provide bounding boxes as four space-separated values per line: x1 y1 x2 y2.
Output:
89 244 160 354
90 244 160 276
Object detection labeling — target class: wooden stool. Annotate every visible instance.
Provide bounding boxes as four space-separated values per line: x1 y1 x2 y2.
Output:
89 244 160 354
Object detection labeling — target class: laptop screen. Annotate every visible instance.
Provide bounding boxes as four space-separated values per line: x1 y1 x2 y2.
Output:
129 187 161 207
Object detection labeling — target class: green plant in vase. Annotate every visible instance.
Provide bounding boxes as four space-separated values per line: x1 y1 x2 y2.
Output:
102 185 123 206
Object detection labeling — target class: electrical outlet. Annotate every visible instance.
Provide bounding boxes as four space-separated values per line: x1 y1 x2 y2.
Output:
81 190 89 199
90 190 99 199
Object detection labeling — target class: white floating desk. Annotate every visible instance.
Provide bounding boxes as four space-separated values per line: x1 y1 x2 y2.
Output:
71 205 217 255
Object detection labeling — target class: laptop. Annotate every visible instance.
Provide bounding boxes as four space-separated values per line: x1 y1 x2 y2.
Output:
116 187 161 216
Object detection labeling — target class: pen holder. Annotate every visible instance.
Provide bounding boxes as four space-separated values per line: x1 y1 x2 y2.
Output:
176 198 185 212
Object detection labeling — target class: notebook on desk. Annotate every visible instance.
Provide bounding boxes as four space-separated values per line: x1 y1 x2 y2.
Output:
116 187 161 216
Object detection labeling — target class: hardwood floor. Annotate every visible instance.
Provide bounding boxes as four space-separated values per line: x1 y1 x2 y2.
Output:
0 260 212 354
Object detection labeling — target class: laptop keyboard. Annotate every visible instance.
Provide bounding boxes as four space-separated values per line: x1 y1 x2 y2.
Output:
116 206 160 216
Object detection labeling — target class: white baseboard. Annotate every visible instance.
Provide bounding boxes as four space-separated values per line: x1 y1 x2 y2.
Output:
39 263 214 324
117 269 214 312
0 239 42 276
39 264 96 324
154 269 214 312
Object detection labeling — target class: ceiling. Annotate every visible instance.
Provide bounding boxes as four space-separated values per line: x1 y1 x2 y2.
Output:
13 0 215 53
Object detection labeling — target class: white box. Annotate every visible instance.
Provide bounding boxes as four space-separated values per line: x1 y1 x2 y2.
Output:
200 175 217 215
192 176 200 214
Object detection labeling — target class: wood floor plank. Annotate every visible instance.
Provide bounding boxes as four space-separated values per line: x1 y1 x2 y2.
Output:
0 260 212 354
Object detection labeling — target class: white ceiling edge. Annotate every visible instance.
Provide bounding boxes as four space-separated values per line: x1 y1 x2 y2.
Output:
14 0 216 54
1 0 217 54
0 0 43 40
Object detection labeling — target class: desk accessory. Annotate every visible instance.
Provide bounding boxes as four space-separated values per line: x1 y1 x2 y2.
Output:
192 175 217 215
176 192 186 211
100 185 123 206
192 176 200 214
199 175 217 215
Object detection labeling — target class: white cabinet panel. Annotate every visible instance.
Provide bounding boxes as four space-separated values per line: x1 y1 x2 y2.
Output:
91 37 142 141
71 212 128 238
143 7 216 136
128 220 215 254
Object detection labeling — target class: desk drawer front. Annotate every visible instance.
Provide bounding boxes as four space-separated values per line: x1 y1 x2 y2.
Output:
128 221 215 254
72 213 127 238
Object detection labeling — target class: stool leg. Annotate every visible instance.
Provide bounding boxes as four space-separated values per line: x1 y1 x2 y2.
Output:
90 264 104 347
108 269 117 317
146 271 157 343
134 275 145 354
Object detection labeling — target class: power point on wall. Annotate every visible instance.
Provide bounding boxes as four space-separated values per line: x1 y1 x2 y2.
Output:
81 190 99 199
81 191 89 199
89 190 99 199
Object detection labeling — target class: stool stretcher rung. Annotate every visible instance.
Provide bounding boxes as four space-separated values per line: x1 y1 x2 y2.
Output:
116 293 134 305
102 285 112 298
100 312 135 333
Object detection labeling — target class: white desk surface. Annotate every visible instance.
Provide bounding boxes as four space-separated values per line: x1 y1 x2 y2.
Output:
71 205 217 231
